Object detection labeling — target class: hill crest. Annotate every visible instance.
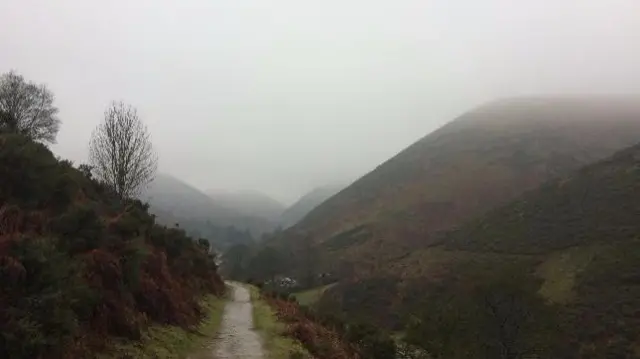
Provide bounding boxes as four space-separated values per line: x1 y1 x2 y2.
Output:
280 185 344 228
144 173 277 238
280 96 640 279
205 189 285 223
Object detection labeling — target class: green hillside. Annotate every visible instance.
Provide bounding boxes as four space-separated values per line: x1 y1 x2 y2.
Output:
443 142 640 253
320 138 640 358
229 96 640 358
0 134 225 358
277 97 640 282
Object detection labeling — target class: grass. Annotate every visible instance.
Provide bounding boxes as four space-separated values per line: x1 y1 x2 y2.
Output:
247 284 312 359
99 291 228 359
536 245 598 304
293 283 336 307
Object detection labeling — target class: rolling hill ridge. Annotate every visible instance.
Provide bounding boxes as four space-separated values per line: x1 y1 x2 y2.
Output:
144 174 277 249
280 185 343 228
277 97 640 280
206 190 285 223
320 136 640 357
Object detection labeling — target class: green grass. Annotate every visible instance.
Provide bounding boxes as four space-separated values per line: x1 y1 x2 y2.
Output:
247 285 312 359
293 283 336 307
537 245 598 304
99 292 228 359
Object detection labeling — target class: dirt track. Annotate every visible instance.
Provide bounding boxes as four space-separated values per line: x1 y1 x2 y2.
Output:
192 283 264 359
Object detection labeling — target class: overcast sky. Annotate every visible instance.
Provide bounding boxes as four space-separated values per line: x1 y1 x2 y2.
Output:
2 0 640 204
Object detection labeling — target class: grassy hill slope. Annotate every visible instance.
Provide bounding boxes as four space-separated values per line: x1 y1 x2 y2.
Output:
144 173 276 244
442 141 640 253
206 190 285 223
0 135 225 358
280 97 640 279
280 185 343 228
321 137 640 358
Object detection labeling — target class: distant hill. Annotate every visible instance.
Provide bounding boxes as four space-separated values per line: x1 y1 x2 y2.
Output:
151 205 255 252
145 173 233 220
143 174 276 242
280 185 343 228
206 190 285 223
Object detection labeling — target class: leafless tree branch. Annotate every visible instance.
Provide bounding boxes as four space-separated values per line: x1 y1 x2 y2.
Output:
0 71 60 143
89 101 158 198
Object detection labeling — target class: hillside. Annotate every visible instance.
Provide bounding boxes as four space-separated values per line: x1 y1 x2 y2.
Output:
280 185 343 228
144 174 277 240
206 190 285 223
145 173 233 221
442 141 640 254
277 97 640 280
327 138 640 358
152 206 255 252
0 135 225 358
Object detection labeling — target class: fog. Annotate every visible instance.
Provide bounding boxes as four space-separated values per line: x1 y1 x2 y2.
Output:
1 0 640 203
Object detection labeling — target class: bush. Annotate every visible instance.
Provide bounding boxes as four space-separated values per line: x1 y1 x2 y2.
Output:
260 285 395 359
0 235 95 358
0 134 225 357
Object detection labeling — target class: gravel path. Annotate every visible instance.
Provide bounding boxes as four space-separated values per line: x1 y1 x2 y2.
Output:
192 283 265 359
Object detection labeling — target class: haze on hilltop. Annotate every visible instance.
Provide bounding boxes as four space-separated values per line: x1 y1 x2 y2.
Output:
1 0 640 202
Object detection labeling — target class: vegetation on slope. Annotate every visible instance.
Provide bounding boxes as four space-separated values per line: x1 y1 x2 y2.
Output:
403 261 566 359
100 293 227 359
293 283 336 307
206 190 285 224
248 285 313 359
443 141 640 253
280 185 343 229
145 173 276 244
153 205 255 253
254 285 399 359
221 98 640 358
276 97 640 282
322 140 640 358
220 99 640 359
0 134 225 358
220 243 297 284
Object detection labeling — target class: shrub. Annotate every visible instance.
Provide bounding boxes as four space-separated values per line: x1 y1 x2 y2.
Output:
0 134 225 357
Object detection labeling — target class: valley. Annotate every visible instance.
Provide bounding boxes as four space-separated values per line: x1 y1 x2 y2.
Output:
224 97 640 358
4 91 640 357
5 92 640 358
3 2 640 355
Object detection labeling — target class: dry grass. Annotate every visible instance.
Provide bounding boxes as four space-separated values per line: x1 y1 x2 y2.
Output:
99 292 228 359
293 283 336 307
536 245 599 304
248 285 312 359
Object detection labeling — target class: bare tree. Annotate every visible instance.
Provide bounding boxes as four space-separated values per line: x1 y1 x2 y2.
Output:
0 71 60 143
89 101 158 198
